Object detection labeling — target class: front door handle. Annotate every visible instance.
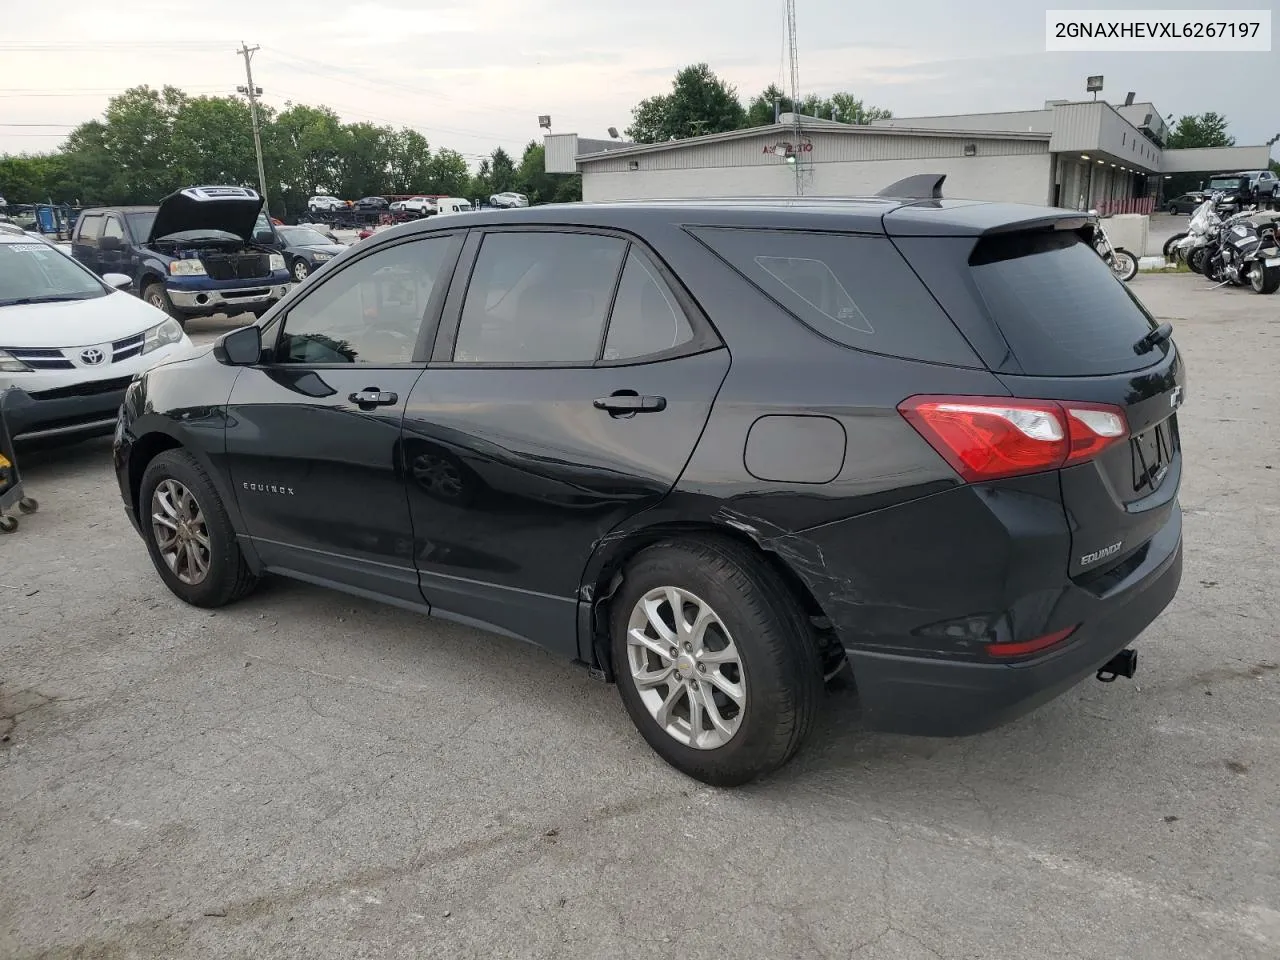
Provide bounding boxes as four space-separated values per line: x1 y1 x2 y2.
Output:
349 388 398 408
593 392 667 414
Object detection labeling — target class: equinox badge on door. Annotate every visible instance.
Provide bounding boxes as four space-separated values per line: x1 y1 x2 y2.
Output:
242 482 295 496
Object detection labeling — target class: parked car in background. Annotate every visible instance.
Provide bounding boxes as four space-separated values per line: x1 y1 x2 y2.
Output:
489 192 529 209
1165 192 1204 215
276 224 348 281
70 186 292 329
114 188 1184 786
401 196 435 216
1205 172 1279 211
355 196 389 211
295 221 343 244
307 195 346 213
1 231 192 443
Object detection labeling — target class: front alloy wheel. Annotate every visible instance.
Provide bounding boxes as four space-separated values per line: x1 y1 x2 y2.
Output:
292 259 310 282
151 478 211 585
625 586 745 750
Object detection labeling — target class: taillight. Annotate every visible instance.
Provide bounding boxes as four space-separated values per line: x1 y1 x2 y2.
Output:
986 625 1078 658
898 395 1128 482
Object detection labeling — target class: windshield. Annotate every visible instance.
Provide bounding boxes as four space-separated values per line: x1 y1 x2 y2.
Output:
280 226 331 246
1208 177 1244 190
126 211 156 238
0 241 107 305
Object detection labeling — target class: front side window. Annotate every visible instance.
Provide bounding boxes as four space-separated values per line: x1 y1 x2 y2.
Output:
277 236 455 365
78 215 103 241
453 232 626 363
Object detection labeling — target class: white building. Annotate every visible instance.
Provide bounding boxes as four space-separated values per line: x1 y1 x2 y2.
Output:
546 99 1272 211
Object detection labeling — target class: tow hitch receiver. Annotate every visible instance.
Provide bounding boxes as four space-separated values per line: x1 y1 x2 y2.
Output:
1096 648 1138 683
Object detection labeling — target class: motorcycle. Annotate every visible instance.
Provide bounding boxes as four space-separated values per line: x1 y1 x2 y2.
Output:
1202 211 1280 294
1089 212 1138 281
1171 194 1249 274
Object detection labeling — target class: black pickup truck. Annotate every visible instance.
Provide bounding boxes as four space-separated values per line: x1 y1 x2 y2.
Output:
71 186 293 329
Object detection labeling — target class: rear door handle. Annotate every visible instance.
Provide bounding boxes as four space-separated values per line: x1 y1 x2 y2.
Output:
349 388 398 407
593 393 667 414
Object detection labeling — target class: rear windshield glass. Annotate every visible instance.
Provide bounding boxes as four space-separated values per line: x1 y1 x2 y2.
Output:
689 227 980 367
969 231 1159 376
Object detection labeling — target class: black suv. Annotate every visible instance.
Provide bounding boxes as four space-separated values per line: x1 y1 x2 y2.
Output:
113 182 1185 786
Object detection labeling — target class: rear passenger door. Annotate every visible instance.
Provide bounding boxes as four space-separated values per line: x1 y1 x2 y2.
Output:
402 227 730 657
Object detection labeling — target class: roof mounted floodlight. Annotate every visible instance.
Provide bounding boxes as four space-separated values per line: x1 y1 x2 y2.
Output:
876 173 946 199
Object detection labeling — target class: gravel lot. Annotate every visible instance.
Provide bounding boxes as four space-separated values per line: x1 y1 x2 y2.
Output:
3 273 1278 960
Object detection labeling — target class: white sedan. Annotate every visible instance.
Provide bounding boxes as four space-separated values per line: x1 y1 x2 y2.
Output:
0 232 193 443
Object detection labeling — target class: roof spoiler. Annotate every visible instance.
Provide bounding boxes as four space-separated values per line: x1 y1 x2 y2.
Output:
877 173 946 200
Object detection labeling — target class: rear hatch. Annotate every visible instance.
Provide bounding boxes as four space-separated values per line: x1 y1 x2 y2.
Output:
889 211 1185 582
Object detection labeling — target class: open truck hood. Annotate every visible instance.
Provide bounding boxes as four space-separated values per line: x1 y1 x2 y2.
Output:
147 186 265 244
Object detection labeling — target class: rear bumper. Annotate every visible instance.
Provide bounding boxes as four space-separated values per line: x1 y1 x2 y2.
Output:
2 383 127 442
848 507 1183 736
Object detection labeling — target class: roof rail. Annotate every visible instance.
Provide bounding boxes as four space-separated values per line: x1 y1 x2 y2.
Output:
877 173 946 200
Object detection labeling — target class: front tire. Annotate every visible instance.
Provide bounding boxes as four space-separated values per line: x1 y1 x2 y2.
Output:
610 538 823 787
139 450 259 608
1108 248 1138 281
1163 232 1188 259
142 283 185 329
1188 246 1208 275
292 258 310 282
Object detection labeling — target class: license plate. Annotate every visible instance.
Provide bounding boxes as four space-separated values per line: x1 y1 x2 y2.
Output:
1265 257 1280 267
1130 419 1175 494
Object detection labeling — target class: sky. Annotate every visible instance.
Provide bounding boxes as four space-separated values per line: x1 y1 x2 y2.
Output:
2 0 1277 163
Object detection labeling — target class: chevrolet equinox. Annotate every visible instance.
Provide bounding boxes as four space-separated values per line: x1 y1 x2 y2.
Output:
114 178 1185 786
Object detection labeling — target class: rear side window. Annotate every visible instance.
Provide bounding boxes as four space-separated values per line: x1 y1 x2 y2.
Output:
689 227 979 366
602 249 694 361
968 231 1158 376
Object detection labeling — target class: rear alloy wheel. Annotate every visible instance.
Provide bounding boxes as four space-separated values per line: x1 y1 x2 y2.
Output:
611 538 823 787
1248 263 1280 295
292 258 310 282
140 450 259 607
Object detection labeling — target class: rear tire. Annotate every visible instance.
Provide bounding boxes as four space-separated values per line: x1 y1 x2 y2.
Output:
610 537 823 787
1249 263 1280 294
139 449 259 608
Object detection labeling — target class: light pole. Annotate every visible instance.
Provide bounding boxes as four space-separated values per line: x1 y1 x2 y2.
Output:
236 42 269 212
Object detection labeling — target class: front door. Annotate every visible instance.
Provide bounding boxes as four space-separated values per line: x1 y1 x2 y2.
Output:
71 213 104 274
403 228 730 657
224 231 463 604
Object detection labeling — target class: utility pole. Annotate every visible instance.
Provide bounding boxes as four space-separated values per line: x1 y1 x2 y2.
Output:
236 42 269 212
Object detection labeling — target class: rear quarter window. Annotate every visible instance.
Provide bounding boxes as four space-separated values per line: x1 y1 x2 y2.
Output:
967 230 1160 376
688 226 980 367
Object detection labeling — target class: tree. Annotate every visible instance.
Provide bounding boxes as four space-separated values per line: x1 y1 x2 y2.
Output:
468 157 493 200
336 122 396 199
744 86 892 127
387 129 432 194
427 148 470 196
490 147 517 194
1165 112 1234 149
169 96 260 188
828 92 892 125
625 63 746 143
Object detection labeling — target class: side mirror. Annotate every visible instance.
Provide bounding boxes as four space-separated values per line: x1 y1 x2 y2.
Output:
254 231 277 245
102 272 132 291
98 235 123 251
213 324 262 366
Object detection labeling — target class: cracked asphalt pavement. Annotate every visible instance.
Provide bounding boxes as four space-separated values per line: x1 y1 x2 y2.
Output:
2 273 1278 959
